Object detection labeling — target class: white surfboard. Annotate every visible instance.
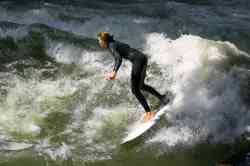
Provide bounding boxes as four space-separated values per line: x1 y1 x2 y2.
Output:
121 105 169 144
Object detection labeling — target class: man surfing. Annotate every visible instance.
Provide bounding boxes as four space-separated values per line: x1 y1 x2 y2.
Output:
97 32 169 122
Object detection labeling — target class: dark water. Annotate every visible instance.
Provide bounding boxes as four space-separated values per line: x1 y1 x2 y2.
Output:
0 0 250 166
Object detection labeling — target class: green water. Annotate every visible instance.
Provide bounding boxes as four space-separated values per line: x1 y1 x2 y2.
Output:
0 139 249 166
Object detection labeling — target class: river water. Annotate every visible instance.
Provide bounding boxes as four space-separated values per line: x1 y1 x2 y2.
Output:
0 0 250 165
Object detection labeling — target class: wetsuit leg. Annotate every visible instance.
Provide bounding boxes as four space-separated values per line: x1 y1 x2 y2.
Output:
131 60 151 112
142 84 164 100
140 60 165 101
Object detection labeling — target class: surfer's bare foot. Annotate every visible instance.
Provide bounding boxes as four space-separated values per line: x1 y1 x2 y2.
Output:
149 111 156 120
143 112 156 123
143 112 149 122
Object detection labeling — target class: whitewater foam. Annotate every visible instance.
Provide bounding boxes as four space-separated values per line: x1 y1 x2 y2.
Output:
144 33 250 146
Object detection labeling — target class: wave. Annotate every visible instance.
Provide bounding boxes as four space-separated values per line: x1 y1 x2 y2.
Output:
144 33 250 146
1 24 250 161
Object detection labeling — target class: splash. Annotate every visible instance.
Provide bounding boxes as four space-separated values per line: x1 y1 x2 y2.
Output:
0 76 79 140
144 33 250 146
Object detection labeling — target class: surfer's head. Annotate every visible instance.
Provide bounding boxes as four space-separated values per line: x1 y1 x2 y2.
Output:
97 32 114 48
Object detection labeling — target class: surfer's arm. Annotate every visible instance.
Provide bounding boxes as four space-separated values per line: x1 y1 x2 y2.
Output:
104 43 122 80
110 43 122 73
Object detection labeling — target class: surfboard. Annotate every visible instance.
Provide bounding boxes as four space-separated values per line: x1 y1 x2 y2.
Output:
121 105 169 144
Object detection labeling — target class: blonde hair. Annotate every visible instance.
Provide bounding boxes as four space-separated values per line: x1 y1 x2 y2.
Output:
97 32 113 42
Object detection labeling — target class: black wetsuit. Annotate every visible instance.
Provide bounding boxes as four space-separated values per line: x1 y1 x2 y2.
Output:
108 40 165 112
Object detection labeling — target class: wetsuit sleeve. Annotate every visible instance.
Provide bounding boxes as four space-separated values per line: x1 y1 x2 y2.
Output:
110 43 122 73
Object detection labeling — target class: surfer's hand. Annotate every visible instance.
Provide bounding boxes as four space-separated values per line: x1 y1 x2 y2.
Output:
105 71 117 80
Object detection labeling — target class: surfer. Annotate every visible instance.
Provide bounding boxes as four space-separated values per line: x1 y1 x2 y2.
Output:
98 32 169 122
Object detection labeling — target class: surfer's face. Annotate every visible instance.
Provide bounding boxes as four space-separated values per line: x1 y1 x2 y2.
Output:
98 37 108 49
